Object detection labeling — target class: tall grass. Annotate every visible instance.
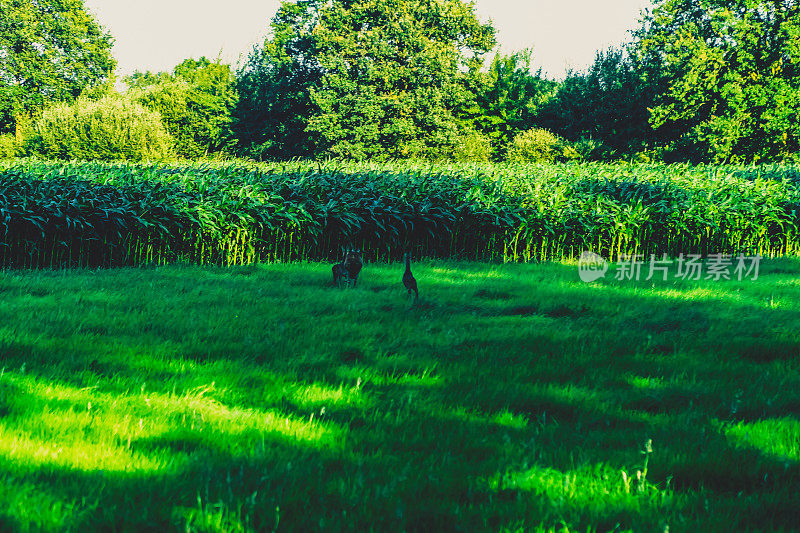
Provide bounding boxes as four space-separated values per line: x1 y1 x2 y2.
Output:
2 160 800 268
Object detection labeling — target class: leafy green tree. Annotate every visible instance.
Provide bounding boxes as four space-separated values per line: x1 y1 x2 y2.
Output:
127 58 237 158
233 0 495 160
634 0 800 163
0 0 115 134
472 50 557 159
537 47 658 160
232 30 320 160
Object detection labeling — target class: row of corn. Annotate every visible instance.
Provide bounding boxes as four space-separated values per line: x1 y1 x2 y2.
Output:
1 160 799 269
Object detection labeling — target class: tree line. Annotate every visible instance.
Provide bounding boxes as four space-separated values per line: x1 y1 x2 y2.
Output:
1 0 798 164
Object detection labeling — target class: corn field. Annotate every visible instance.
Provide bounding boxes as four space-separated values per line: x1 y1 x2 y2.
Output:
1 160 799 269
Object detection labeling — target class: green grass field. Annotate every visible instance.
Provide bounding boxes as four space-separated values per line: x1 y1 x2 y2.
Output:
0 258 799 531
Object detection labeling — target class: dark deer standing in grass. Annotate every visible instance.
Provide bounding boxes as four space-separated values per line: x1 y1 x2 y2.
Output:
333 248 362 287
403 252 418 301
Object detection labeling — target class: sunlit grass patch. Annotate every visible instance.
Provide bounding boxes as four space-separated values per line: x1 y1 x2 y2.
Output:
0 424 164 473
724 418 800 461
0 369 345 479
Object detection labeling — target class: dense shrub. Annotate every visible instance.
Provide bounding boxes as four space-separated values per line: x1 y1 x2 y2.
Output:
507 128 574 163
0 134 18 158
570 137 606 161
19 95 175 161
451 130 492 162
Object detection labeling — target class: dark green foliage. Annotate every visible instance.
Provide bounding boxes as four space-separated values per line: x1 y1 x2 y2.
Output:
127 58 237 158
232 0 495 160
538 47 658 160
533 0 800 164
0 0 115 134
473 50 558 160
231 36 320 160
634 0 800 163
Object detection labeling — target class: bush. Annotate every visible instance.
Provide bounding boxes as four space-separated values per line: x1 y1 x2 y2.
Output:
451 130 492 162
20 94 175 161
507 128 569 163
0 133 18 158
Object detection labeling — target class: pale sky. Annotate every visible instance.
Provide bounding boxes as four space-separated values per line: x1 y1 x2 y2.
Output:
83 0 653 80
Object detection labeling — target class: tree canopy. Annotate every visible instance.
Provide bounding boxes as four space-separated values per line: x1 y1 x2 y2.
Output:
127 58 237 158
473 50 558 159
234 0 496 160
538 47 658 159
635 0 800 163
0 0 115 134
3 0 800 164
